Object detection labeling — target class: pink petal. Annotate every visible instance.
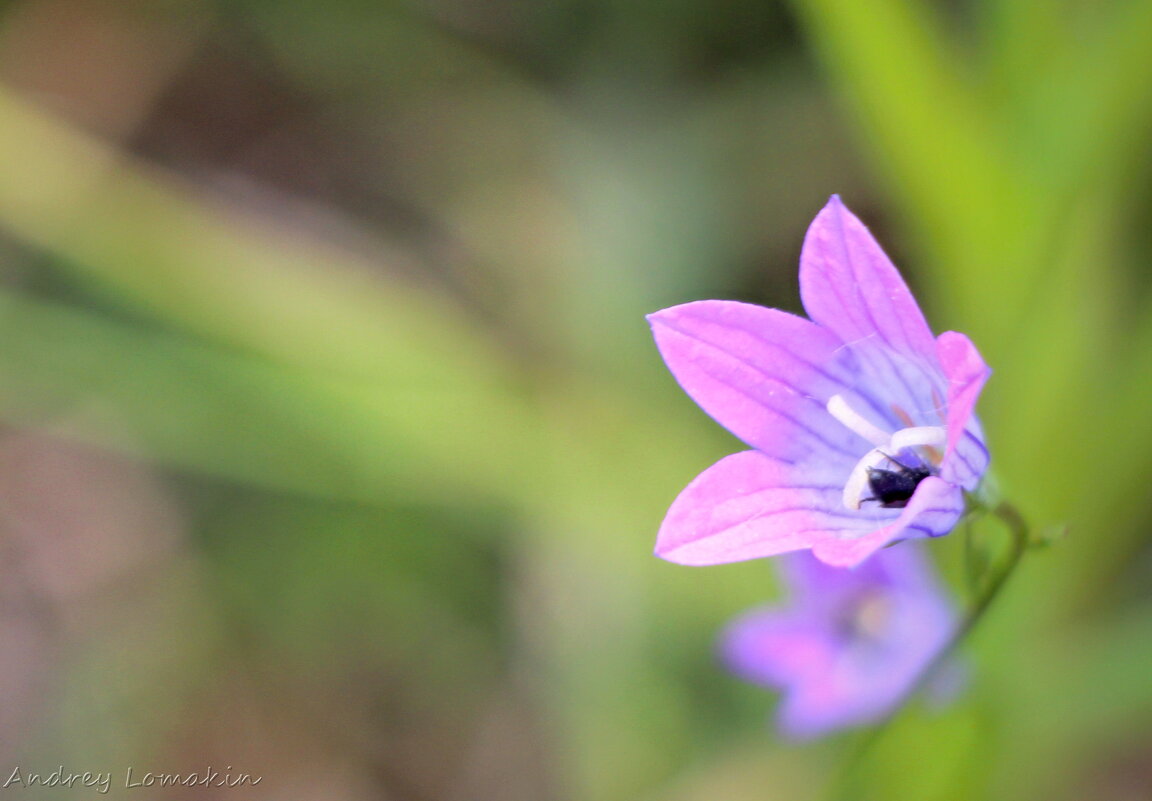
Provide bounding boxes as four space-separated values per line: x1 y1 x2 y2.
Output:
647 300 862 463
810 476 965 567
937 330 990 452
799 196 938 368
733 544 960 740
721 611 835 687
654 450 884 566
936 330 992 487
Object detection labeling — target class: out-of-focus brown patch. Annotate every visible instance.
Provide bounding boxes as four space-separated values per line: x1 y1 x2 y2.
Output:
0 0 207 139
0 428 184 606
0 427 188 759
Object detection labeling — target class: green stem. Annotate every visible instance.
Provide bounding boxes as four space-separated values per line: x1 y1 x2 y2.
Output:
942 501 1029 662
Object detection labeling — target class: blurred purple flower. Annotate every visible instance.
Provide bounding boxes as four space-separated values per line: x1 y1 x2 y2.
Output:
648 196 990 567
722 544 957 739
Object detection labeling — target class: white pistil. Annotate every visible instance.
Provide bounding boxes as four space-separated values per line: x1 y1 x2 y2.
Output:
889 426 946 452
826 394 890 447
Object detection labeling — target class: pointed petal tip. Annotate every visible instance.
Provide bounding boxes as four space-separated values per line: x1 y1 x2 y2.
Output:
811 194 865 234
645 302 694 327
822 194 850 215
646 306 681 331
653 525 689 563
653 540 709 567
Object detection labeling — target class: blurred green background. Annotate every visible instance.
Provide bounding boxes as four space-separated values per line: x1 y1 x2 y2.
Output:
1 0 1152 799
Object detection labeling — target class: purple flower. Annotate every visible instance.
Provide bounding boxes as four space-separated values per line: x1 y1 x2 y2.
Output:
722 544 957 739
648 196 990 567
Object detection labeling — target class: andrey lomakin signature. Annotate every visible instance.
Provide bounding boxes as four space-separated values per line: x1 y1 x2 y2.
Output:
2 765 263 793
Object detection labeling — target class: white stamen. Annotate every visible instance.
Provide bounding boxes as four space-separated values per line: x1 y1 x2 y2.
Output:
889 426 947 452
826 394 890 447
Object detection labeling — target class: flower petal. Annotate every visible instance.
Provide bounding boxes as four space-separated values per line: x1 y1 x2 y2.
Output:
810 476 965 567
721 610 835 687
839 336 947 431
647 300 864 462
654 450 889 566
936 330 992 489
777 544 957 739
799 196 938 368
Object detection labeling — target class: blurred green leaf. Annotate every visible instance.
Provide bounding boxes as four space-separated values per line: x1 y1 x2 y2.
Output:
0 286 534 506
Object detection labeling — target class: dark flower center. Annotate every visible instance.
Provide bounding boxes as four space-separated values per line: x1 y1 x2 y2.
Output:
836 589 892 644
826 394 946 511
865 460 933 508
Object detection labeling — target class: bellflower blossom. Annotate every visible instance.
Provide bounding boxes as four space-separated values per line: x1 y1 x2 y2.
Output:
722 544 957 739
648 196 990 567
